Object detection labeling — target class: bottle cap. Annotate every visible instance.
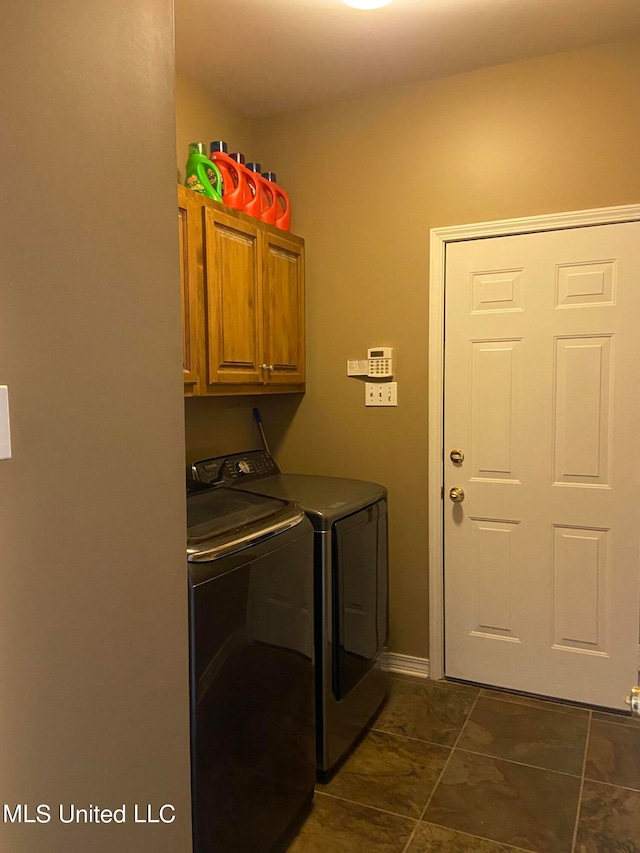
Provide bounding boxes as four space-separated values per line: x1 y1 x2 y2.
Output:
262 172 277 182
246 162 262 173
229 152 246 164
210 140 228 154
189 142 206 154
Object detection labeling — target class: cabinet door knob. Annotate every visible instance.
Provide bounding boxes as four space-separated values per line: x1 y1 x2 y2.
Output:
260 364 274 371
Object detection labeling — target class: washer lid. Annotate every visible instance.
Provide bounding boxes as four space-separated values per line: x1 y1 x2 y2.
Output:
187 487 296 549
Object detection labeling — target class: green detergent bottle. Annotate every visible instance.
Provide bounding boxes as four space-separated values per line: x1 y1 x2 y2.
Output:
184 142 223 201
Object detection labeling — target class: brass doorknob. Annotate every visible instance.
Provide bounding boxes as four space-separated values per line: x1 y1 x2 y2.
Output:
449 486 465 503
626 686 640 717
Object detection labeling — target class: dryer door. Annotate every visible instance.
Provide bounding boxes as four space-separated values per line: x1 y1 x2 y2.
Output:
332 499 388 700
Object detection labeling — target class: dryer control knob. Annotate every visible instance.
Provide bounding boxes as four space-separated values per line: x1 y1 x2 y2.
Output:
237 460 251 475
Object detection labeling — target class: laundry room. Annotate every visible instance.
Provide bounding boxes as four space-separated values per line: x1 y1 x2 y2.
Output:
176 7 640 674
3 2 640 852
177 3 640 847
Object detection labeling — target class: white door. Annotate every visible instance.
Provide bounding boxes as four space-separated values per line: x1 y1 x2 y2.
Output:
444 221 640 709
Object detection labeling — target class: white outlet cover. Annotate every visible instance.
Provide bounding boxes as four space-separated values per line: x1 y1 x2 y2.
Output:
0 386 11 459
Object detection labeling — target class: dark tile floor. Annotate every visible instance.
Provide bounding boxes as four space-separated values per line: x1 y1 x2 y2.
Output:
287 675 640 853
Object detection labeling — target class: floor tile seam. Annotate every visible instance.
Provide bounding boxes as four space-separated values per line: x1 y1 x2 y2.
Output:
581 776 640 795
478 693 591 719
391 675 481 698
368 724 458 751
399 686 478 853
454 746 583 779
422 680 480 697
591 716 640 731
417 819 538 853
399 813 422 853
570 710 592 853
418 690 482 824
314 790 421 823
394 678 480 699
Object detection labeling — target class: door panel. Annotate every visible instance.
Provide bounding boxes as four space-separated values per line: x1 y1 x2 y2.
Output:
203 208 262 386
553 336 612 486
470 340 522 481
552 525 609 653
444 221 640 709
178 186 201 394
469 517 520 641
260 231 305 385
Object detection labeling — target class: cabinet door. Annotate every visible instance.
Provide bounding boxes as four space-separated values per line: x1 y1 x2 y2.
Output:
260 231 305 385
178 186 202 395
203 207 263 387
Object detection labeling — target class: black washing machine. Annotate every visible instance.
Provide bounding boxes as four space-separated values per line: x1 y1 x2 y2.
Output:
190 451 389 782
187 473 315 851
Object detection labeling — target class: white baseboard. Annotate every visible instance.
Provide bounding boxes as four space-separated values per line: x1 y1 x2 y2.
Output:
381 647 640 684
381 651 430 680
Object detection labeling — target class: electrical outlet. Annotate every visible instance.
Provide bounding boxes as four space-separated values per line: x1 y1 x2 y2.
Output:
365 382 397 407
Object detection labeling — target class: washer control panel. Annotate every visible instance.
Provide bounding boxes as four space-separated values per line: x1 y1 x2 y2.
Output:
191 450 280 486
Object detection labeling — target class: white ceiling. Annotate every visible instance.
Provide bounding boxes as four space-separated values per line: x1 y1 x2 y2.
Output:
175 0 640 117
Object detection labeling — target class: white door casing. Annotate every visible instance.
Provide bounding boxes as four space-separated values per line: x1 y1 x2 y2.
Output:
428 205 640 710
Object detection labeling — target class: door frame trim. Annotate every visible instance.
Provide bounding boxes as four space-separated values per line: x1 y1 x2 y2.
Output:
428 203 640 681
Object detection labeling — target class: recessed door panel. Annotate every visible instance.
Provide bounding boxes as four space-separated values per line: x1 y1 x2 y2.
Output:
471 340 521 482
552 525 609 653
554 336 612 486
469 518 520 641
556 261 615 307
472 269 523 313
261 232 305 384
204 208 262 385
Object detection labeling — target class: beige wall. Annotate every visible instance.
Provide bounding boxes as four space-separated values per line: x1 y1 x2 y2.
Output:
1 4 192 851
175 70 254 183
179 38 640 660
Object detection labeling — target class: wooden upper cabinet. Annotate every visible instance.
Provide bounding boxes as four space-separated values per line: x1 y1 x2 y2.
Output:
178 185 201 395
177 186 305 396
261 231 305 385
203 207 262 388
